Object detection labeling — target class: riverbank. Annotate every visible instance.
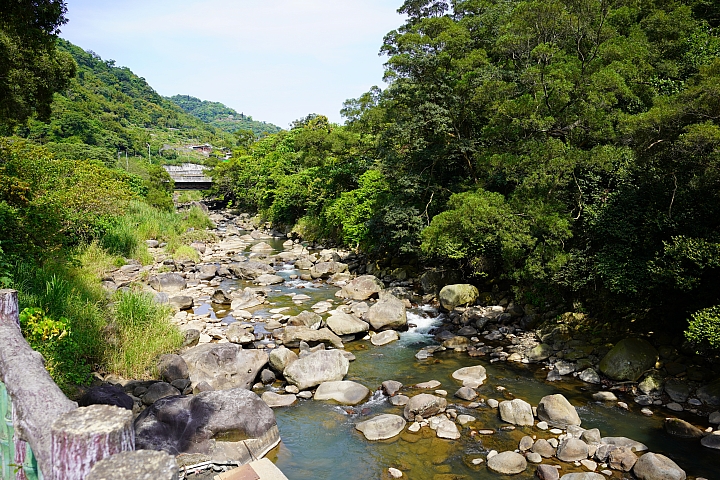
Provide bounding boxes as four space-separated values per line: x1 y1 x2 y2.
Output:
86 207 720 479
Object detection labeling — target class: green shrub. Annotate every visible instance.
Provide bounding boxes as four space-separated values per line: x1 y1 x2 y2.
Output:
685 305 720 353
106 290 182 379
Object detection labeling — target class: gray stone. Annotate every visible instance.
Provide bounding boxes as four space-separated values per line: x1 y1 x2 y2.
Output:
283 350 349 390
664 417 704 438
260 369 276 384
339 275 384 300
598 338 659 382
607 446 638 471
537 394 581 428
498 398 534 426
700 431 720 450
228 261 275 279
314 381 370 405
86 450 177 480
268 346 298 373
382 380 403 396
558 474 605 480
355 414 406 440
403 394 447 421
454 386 477 401
600 437 647 452
592 391 617 402
135 388 280 463
633 452 686 480
435 418 460 439
157 354 189 383
664 379 690 403
579 368 601 384
371 330 400 346
536 464 560 480
253 274 285 285
389 395 409 406
196 264 217 281
557 437 589 462
181 343 268 391
528 343 553 362
286 310 322 330
366 294 407 331
142 382 181 405
532 438 556 458
261 391 297 408
310 261 348 279
697 378 720 406
148 273 186 293
581 428 602 444
486 451 527 475
225 323 256 345
451 365 487 388
519 435 534 451
282 326 344 349
638 371 665 395
326 311 369 336
168 295 193 310
438 284 479 310
230 287 264 311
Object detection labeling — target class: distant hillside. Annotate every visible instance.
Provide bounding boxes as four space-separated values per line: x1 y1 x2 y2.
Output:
168 95 282 137
18 39 233 165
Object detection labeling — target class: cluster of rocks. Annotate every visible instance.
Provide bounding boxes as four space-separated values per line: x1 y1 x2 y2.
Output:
417 283 720 455
367 373 691 480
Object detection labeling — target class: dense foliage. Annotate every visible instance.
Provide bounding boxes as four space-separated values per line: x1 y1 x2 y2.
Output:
212 0 720 341
168 94 282 137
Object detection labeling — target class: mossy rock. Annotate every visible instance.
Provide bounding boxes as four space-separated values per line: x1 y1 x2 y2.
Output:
599 338 658 382
438 284 479 310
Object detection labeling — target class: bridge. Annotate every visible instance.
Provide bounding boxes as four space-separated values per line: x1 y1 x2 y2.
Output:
163 164 213 190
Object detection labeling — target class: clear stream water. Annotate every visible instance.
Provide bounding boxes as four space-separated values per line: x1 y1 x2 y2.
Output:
203 234 719 480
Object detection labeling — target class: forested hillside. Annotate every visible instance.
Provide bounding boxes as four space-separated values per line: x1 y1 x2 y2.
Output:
168 94 282 137
15 39 235 166
211 0 720 348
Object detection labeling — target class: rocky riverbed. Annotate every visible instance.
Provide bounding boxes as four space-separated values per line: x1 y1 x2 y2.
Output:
88 209 720 479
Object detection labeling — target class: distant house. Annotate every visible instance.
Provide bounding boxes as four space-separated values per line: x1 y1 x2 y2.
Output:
188 143 212 155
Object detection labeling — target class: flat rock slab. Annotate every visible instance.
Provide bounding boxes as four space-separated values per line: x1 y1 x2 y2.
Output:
371 330 400 346
487 451 527 475
283 350 350 390
261 392 297 408
314 381 370 405
355 414 406 441
451 365 487 388
326 312 369 336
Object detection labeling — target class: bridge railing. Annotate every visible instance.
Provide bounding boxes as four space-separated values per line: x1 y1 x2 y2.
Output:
0 290 177 480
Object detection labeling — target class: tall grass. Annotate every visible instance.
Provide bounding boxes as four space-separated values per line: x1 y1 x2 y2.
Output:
106 290 183 379
100 200 215 263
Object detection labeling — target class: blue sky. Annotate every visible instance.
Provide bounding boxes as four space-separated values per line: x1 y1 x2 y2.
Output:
60 1 405 128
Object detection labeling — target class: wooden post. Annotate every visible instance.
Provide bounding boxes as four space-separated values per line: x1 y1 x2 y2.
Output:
0 290 77 478
50 405 134 480
86 450 179 480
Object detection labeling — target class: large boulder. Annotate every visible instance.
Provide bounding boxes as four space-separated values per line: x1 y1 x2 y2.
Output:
314 381 370 405
283 350 350 390
633 452 686 480
282 326 344 349
339 275 384 300
599 338 659 382
141 382 180 406
326 311 370 336
438 284 479 310
537 394 581 428
697 378 720 406
268 346 298 373
366 294 407 331
451 365 487 388
225 324 256 345
286 311 322 330
229 261 275 280
556 438 589 462
355 414 406 441
253 274 285 285
403 394 447 421
148 273 186 293
310 261 348 279
181 343 268 391
371 330 400 346
135 388 280 464
499 398 534 426
77 384 133 410
230 287 264 310
487 451 527 475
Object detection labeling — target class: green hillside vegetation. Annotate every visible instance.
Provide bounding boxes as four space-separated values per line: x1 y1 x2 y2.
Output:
0 15 217 389
211 0 720 350
168 94 283 137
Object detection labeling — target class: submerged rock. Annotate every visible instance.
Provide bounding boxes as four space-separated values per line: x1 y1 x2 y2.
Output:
355 414 406 441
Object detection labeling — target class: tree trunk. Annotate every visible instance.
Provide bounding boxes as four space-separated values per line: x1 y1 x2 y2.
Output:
50 404 134 480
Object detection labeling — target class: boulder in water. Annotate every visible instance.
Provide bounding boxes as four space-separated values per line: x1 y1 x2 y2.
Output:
487 451 527 475
438 284 479 310
181 343 268 391
314 381 370 405
283 349 349 390
366 293 407 331
355 414 406 441
339 275 384 300
598 338 658 382
537 394 581 428
632 452 686 480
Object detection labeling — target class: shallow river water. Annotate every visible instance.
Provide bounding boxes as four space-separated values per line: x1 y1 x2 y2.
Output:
206 234 719 480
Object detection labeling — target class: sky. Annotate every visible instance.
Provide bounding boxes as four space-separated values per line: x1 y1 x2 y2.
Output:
59 1 405 128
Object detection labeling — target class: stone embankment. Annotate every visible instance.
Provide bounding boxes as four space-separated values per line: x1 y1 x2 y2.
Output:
87 210 719 478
